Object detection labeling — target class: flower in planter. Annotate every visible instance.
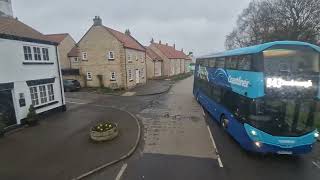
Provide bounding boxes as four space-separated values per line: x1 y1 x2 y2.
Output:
92 122 116 132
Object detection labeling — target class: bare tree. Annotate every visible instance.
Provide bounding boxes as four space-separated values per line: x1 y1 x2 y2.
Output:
225 0 320 49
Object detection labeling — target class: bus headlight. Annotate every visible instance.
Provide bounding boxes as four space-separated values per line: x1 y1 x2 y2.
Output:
315 132 319 138
255 141 262 148
251 130 257 136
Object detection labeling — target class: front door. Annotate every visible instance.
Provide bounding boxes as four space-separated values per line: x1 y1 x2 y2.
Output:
0 90 16 127
136 69 140 84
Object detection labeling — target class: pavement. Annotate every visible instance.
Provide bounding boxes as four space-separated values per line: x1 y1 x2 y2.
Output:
124 79 172 96
0 101 140 180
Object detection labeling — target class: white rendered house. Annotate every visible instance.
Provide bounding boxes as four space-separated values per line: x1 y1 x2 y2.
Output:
0 16 66 127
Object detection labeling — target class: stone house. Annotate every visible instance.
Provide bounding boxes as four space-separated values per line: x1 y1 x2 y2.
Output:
146 46 163 79
70 16 146 89
149 41 191 77
45 33 76 70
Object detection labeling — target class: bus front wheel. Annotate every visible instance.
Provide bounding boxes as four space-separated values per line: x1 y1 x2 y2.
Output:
221 115 229 130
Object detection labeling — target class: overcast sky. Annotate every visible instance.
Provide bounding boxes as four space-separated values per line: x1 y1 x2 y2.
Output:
13 0 251 57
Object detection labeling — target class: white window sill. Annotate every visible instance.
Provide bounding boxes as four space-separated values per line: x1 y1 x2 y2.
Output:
23 61 54 65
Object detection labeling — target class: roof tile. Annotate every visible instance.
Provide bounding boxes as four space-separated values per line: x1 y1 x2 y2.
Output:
146 47 162 61
105 27 145 52
153 43 190 59
0 16 51 42
45 33 69 43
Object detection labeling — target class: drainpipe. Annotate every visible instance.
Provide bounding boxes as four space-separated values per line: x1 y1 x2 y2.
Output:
124 46 128 89
55 46 65 106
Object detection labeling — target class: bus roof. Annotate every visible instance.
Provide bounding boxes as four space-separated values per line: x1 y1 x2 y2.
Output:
199 41 320 59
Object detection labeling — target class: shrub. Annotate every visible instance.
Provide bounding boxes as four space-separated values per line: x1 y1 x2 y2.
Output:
26 105 39 126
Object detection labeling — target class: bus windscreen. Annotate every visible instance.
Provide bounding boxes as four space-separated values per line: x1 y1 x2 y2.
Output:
263 45 319 74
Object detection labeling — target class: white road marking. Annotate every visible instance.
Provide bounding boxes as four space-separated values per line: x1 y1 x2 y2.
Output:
207 125 224 168
115 163 128 180
66 101 86 105
201 106 205 116
312 161 320 169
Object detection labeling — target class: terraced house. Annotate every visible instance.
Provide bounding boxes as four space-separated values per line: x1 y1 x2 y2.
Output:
148 40 192 77
72 16 146 89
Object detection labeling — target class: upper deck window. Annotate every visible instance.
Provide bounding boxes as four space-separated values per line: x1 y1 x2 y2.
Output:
263 45 319 74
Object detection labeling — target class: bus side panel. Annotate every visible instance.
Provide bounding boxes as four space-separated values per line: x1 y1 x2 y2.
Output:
199 91 255 151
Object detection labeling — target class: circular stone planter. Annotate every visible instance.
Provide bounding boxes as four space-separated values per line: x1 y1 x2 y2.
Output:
90 122 119 142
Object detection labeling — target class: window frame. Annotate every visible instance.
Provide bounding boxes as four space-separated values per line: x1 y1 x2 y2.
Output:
209 58 216 68
127 53 132 63
29 86 39 106
47 84 55 101
215 57 225 68
237 55 252 71
82 52 88 60
42 48 49 61
225 56 238 69
33 47 42 61
23 46 33 60
110 72 116 81
86 72 92 80
128 69 133 81
39 85 48 104
108 51 115 60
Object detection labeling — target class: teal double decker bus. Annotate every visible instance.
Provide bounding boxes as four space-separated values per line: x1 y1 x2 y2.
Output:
194 41 320 155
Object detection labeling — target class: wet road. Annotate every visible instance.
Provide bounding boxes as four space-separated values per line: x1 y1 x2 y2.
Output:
69 77 320 180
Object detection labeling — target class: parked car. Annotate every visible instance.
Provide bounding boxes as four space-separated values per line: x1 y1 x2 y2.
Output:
63 79 81 92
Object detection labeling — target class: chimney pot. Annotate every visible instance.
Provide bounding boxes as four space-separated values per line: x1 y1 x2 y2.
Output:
93 16 102 26
181 48 184 52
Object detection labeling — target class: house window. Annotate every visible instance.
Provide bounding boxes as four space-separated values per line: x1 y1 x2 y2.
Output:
141 68 144 78
127 53 132 62
29 86 39 106
136 54 138 61
74 57 79 62
33 47 42 61
141 55 144 63
128 69 133 81
86 72 92 80
47 84 54 101
110 72 116 81
39 85 48 104
23 46 32 60
108 51 114 60
42 48 49 61
29 84 55 107
82 52 88 60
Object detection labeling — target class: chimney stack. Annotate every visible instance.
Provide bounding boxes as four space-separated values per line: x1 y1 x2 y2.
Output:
159 40 161 44
181 48 184 52
93 16 102 26
150 38 154 43
166 43 168 46
173 44 176 49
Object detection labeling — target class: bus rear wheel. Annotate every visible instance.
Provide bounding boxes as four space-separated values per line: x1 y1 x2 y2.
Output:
221 115 229 130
